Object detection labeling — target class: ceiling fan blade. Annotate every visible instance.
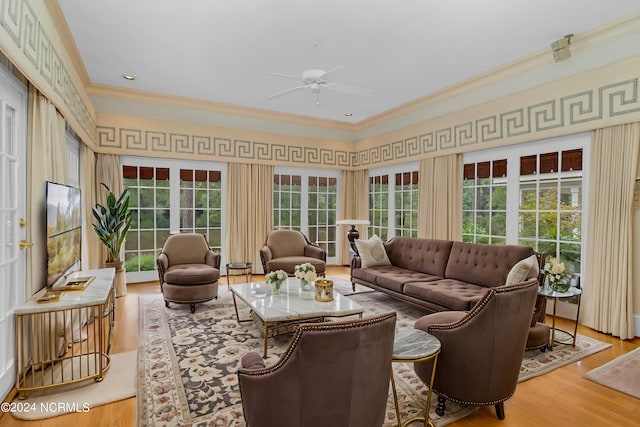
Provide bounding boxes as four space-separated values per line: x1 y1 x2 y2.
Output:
322 66 343 78
268 72 302 81
328 82 374 96
266 85 307 101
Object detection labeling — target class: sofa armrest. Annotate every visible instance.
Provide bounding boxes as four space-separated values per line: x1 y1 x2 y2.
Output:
157 253 169 283
304 244 326 261
241 352 266 370
206 250 221 269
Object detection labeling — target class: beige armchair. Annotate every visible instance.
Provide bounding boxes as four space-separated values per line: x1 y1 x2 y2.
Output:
237 312 396 427
259 229 326 276
157 233 220 313
413 280 538 420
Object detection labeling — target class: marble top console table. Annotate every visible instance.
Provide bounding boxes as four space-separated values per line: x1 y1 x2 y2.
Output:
14 268 115 398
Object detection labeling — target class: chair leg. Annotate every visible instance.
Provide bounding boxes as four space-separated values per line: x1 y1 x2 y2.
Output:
164 300 170 308
190 303 196 313
495 402 505 420
436 395 446 416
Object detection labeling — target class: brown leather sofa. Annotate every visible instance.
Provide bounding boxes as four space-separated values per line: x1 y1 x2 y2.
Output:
237 312 396 427
351 237 537 312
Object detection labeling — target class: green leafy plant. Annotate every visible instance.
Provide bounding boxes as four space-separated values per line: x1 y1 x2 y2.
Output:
92 184 132 263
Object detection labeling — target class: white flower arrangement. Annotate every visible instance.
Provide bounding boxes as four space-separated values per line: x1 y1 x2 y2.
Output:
265 269 287 284
294 263 317 283
542 257 571 291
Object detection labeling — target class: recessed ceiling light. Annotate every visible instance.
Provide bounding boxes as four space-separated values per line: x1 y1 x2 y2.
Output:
344 112 353 117
121 74 135 81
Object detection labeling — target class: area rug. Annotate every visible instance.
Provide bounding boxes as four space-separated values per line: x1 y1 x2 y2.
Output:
137 288 610 427
11 350 137 420
584 347 640 398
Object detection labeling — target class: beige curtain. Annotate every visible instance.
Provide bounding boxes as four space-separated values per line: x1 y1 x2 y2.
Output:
582 122 639 340
225 163 274 273
26 85 67 296
81 144 100 270
418 154 462 240
338 170 369 265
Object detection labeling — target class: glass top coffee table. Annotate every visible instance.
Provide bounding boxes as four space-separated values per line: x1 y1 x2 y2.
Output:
231 279 364 357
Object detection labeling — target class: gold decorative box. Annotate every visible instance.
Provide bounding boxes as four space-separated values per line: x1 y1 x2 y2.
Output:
314 279 334 302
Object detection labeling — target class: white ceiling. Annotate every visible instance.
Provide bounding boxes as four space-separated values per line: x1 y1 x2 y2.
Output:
57 0 640 124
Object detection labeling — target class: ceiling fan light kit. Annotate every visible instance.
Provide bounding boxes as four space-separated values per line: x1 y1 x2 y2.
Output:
267 68 374 105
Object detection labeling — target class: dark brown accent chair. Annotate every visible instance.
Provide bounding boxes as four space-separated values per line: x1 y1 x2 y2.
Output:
237 312 396 427
259 229 326 276
413 280 538 420
527 253 551 351
156 233 220 313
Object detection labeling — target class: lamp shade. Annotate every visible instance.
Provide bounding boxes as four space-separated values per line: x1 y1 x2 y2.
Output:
336 219 370 226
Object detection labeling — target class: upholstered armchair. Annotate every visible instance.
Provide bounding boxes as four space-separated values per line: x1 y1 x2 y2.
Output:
413 280 538 420
157 233 220 313
259 229 326 276
237 313 396 427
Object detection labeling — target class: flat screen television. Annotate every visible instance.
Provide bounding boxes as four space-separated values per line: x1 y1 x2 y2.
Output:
46 181 82 288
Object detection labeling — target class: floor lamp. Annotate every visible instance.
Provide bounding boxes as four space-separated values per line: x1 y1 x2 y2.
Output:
336 219 370 255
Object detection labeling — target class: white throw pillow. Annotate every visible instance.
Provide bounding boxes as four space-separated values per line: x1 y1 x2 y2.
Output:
355 235 391 268
505 254 539 285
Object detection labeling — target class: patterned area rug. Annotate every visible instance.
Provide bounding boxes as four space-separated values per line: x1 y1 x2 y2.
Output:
137 287 610 426
584 347 640 398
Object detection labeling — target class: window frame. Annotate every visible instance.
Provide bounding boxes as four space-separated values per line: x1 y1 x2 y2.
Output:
121 156 227 282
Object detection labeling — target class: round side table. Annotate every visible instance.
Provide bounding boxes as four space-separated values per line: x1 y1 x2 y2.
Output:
537 285 582 350
391 328 441 427
225 262 253 290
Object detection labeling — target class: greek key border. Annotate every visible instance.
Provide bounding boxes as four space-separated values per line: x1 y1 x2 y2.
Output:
97 78 639 167
0 0 96 141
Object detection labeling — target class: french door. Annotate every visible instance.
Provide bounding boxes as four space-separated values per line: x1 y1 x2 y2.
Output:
0 65 27 400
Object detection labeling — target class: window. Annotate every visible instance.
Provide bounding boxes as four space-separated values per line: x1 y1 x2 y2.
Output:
122 157 226 282
368 162 419 239
273 168 339 264
123 165 171 277
462 159 507 244
462 133 589 284
179 169 222 253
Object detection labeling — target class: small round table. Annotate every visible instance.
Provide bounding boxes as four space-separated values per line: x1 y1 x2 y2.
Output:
391 328 441 427
537 285 582 350
225 262 253 290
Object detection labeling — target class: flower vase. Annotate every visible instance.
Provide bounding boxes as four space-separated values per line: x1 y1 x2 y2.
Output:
300 279 313 292
548 276 571 293
273 280 283 295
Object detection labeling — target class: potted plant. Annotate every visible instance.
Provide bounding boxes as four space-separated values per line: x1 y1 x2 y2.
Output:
92 184 132 296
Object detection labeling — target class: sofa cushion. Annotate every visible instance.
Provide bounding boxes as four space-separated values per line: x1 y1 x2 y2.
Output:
404 279 489 311
384 237 453 277
165 264 220 285
352 265 440 292
506 254 539 285
445 242 534 288
355 235 391 268
267 256 326 274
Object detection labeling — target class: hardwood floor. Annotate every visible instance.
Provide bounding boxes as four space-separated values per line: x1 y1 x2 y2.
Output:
2 266 639 426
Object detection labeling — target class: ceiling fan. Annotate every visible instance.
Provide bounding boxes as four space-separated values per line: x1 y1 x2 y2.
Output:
266 67 373 104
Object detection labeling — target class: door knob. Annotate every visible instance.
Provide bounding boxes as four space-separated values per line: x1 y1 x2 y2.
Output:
19 240 33 250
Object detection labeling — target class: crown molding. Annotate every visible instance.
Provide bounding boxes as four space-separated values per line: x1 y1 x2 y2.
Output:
352 12 640 131
87 83 356 132
46 0 91 87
